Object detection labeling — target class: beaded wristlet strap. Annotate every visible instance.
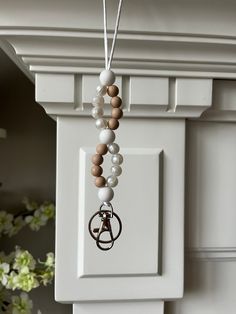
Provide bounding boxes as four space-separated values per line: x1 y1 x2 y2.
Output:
88 0 123 251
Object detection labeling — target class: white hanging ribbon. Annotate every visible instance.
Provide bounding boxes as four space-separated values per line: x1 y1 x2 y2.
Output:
103 0 123 70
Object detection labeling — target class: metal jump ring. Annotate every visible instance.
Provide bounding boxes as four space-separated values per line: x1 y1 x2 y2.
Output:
88 210 122 244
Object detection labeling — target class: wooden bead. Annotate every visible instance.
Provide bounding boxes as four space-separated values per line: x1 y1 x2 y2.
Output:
96 144 108 155
91 165 103 177
95 176 106 187
111 108 123 120
91 154 103 165
107 85 119 97
110 96 122 108
108 118 119 130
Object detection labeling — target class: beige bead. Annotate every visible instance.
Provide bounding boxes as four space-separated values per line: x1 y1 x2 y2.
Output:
110 96 122 108
91 154 103 165
111 108 123 120
91 165 103 177
96 144 108 155
108 118 119 130
95 176 106 187
107 85 119 97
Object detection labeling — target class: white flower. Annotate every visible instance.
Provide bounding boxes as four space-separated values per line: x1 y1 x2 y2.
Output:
0 262 10 286
40 203 55 219
13 249 36 272
40 269 54 286
10 292 33 314
8 216 26 237
0 211 13 234
14 272 39 292
22 198 38 211
45 253 54 268
25 210 48 231
5 271 18 290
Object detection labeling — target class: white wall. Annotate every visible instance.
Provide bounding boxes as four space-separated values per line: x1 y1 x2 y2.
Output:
166 120 236 314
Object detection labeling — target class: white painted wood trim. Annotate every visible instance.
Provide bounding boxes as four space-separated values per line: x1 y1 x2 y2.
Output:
1 27 236 79
55 118 185 302
35 73 212 118
73 300 164 314
187 247 236 262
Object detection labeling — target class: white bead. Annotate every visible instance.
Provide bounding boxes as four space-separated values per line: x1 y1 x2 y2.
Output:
108 143 120 154
111 154 123 165
107 175 118 187
96 85 107 96
95 118 108 130
99 129 115 144
99 69 115 86
98 187 114 202
92 95 104 107
91 107 104 119
111 165 122 176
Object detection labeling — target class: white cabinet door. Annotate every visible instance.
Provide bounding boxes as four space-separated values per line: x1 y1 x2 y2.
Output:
55 117 185 305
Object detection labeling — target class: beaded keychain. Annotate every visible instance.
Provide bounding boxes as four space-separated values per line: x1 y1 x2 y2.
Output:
88 0 123 251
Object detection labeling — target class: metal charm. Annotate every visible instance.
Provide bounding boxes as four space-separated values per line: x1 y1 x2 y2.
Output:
88 203 122 251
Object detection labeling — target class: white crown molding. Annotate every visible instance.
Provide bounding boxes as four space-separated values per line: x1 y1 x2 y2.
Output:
198 80 236 122
0 38 33 82
6 25 236 119
1 0 236 83
187 247 236 262
1 0 236 120
1 27 236 80
35 73 212 118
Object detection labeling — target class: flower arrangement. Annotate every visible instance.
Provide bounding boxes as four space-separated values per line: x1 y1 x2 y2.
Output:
0 198 55 313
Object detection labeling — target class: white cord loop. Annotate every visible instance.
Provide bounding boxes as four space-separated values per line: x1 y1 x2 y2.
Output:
103 0 123 70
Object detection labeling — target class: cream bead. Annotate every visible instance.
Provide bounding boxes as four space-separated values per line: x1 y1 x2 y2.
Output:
107 175 118 187
111 165 122 176
99 129 115 144
95 118 108 130
107 143 120 154
96 85 107 96
91 107 104 119
99 69 115 86
92 95 104 107
111 153 123 165
98 187 114 202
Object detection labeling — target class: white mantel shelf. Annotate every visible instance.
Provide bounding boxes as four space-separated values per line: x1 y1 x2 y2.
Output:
1 1 236 121
1 1 236 314
1 0 236 82
3 28 236 79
